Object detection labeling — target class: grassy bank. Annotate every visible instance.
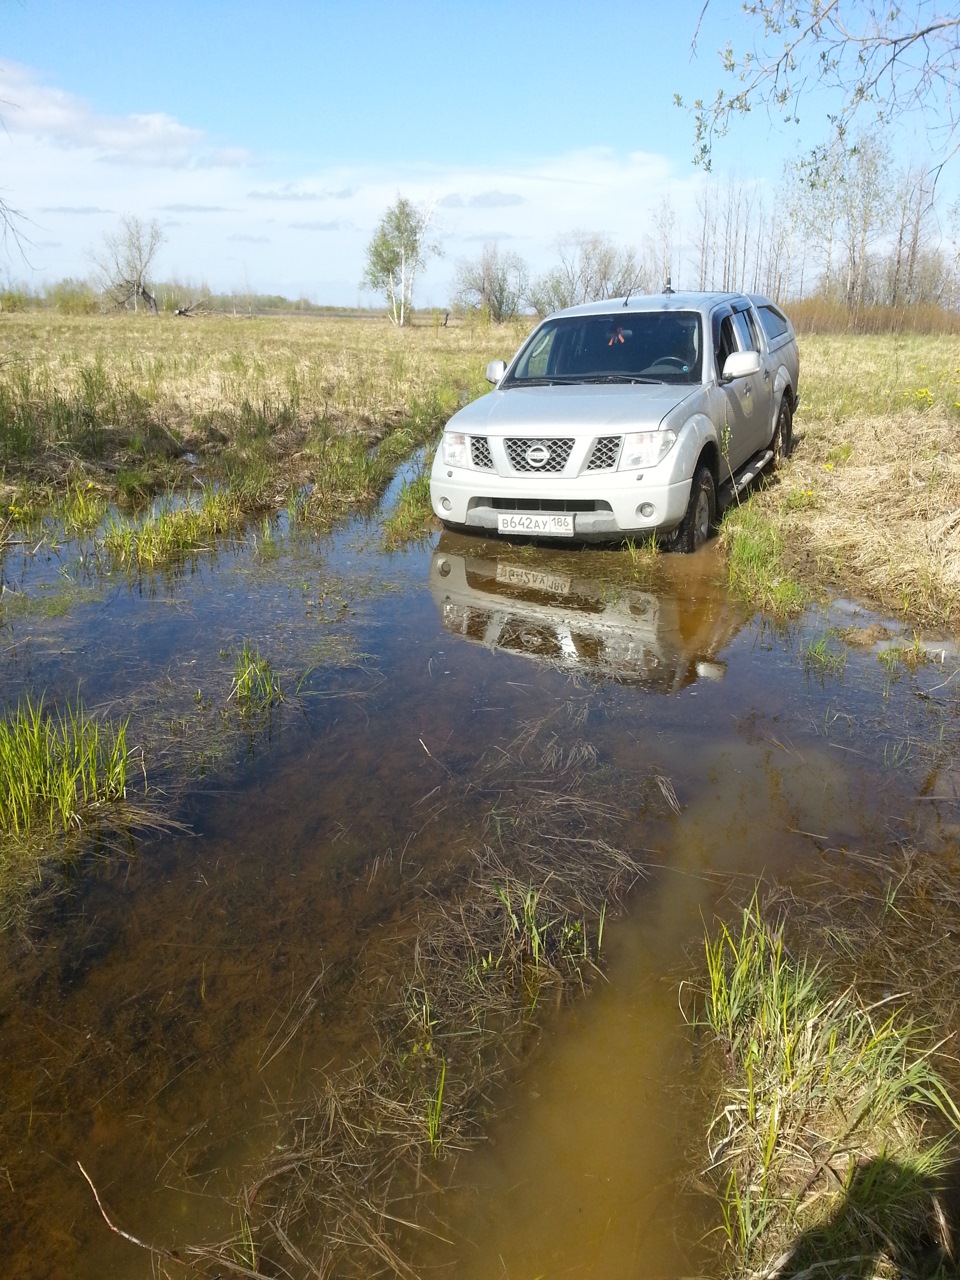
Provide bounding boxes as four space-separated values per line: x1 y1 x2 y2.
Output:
721 332 960 629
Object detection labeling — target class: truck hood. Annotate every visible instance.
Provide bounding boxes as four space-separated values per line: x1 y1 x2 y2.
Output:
446 382 700 434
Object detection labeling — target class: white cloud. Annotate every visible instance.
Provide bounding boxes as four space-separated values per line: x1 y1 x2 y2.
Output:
0 61 246 167
248 184 357 202
0 62 712 304
289 220 356 232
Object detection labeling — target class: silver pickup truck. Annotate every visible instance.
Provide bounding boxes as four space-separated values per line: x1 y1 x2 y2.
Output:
430 290 800 551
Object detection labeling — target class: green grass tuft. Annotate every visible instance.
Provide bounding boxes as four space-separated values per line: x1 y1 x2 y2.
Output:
381 470 434 547
721 504 807 617
228 640 283 717
697 896 959 1277
0 695 133 836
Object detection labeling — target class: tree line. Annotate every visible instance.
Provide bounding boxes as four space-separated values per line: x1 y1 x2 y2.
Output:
364 136 960 326
4 131 958 326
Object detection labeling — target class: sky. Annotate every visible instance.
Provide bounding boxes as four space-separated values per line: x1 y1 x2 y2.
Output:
0 0 954 306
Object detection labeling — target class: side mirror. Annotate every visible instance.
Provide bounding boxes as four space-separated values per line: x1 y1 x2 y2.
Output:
721 350 761 381
486 359 507 385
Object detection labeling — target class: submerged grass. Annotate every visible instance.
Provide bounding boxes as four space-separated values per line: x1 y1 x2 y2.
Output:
168 704 663 1280
697 893 960 1279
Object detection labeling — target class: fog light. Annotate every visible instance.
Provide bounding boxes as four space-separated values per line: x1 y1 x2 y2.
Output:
440 497 452 512
437 558 451 577
638 502 655 518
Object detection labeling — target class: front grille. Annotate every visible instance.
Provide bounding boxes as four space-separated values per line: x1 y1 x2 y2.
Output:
490 498 612 514
586 436 622 470
470 436 494 469
504 437 574 473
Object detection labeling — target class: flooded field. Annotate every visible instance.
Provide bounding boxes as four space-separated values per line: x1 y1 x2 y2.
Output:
2 475 959 1279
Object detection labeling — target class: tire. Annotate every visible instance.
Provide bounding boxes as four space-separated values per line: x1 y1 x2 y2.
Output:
771 396 793 469
667 464 716 554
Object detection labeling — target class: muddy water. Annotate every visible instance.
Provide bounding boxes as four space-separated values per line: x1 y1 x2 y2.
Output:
1 503 958 1279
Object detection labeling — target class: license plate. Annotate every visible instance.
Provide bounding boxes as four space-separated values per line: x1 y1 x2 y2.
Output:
496 564 572 594
497 512 574 537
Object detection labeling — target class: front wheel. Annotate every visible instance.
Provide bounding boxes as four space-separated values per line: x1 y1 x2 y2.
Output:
666 464 716 553
771 396 793 469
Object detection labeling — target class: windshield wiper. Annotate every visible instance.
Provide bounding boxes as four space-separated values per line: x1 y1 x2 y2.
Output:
574 373 662 384
506 373 662 387
505 374 584 387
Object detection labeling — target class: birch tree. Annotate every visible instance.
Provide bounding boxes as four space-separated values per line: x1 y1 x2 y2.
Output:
362 196 439 326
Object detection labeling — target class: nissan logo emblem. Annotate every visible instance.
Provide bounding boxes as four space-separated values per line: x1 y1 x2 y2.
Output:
525 443 551 468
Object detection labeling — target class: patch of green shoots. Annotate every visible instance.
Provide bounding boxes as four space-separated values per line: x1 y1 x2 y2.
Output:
101 488 244 569
425 1058 446 1156
229 641 283 716
382 471 433 547
803 630 847 679
721 505 807 617
254 515 280 561
306 432 383 518
57 480 106 534
697 897 959 1277
0 695 133 836
5 485 49 530
826 441 854 466
623 534 662 580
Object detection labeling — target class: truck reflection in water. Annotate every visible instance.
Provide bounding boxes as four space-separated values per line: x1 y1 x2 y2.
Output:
429 533 745 693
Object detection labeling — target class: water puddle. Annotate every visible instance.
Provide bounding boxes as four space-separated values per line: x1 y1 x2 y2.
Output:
1 497 958 1278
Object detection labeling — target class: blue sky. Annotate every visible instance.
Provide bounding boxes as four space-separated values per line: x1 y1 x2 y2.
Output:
0 1 949 304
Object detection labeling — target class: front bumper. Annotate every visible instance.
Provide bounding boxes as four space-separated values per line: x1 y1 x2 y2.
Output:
430 465 693 541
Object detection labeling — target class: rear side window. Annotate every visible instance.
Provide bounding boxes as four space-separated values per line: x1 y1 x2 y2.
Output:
757 304 790 342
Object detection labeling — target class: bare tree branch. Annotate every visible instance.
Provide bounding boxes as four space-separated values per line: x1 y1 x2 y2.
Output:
685 2 960 171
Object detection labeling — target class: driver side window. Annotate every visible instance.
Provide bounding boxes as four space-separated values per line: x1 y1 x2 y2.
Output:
716 316 737 378
732 310 760 353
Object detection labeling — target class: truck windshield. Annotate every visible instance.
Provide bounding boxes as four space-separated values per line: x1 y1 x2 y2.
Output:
505 311 702 386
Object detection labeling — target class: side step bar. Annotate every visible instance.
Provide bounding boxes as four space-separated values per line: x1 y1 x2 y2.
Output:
718 448 774 503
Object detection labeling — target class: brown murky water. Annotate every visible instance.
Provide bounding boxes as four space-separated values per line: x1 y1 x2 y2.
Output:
1 499 958 1278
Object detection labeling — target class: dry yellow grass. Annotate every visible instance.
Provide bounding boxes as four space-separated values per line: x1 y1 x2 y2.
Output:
755 333 960 629
0 312 528 501
0 311 523 431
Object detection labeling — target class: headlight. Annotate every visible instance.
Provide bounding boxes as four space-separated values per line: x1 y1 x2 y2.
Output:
619 430 677 470
441 432 471 468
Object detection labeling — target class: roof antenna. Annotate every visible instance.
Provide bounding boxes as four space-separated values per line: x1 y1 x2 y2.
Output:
663 274 675 295
623 270 642 307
